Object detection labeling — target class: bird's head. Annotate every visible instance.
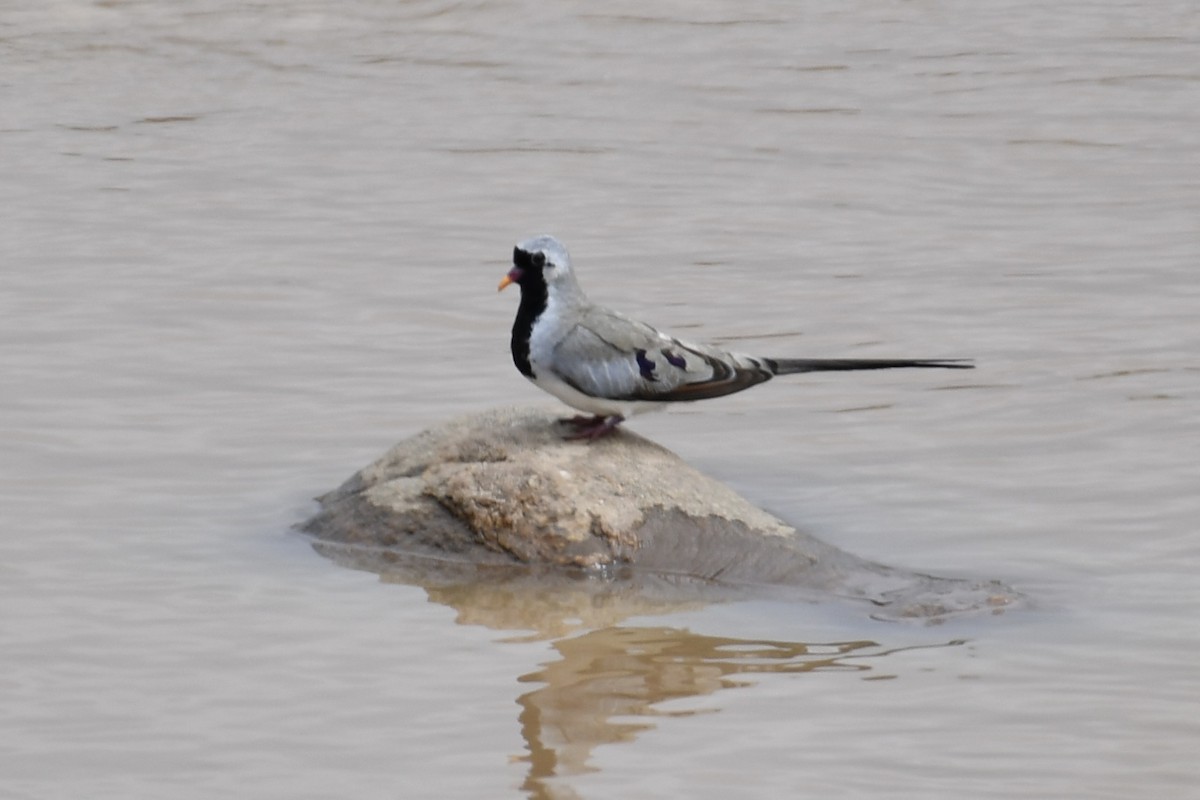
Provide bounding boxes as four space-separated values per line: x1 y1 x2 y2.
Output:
498 235 580 298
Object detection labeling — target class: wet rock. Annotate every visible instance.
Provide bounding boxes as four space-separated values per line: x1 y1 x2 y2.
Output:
300 406 1018 621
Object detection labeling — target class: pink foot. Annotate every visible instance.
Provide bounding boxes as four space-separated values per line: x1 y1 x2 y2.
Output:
560 414 625 441
560 415 606 428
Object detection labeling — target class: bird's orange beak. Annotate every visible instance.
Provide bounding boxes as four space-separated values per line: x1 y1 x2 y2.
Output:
497 267 521 292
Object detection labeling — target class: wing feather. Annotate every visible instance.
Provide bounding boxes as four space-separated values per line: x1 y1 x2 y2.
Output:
548 308 774 403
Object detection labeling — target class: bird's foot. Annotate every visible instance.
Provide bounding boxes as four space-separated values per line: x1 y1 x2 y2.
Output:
560 414 606 428
560 414 625 441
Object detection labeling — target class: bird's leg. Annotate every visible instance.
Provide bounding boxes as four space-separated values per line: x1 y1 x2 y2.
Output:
561 414 625 441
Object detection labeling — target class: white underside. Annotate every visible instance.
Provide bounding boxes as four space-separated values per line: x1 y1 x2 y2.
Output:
527 370 664 418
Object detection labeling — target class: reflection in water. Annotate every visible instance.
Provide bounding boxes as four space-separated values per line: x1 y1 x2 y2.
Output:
514 627 963 799
312 542 965 799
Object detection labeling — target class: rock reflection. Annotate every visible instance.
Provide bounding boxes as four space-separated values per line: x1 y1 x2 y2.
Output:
313 541 753 636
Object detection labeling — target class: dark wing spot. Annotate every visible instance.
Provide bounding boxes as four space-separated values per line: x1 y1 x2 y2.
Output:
635 349 658 381
663 349 687 369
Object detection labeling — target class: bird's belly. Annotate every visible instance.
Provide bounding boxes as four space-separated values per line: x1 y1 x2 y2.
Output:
527 369 662 418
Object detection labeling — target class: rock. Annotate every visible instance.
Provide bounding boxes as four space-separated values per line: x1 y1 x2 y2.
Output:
300 406 1019 621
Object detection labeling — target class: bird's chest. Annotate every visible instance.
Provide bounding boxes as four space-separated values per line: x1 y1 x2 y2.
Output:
525 305 573 376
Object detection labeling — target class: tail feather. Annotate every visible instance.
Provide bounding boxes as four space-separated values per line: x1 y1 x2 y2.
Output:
766 358 973 375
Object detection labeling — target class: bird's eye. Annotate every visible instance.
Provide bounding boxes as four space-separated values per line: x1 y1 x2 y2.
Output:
532 252 548 269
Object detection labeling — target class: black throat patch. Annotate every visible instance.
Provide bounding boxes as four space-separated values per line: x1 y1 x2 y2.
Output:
509 247 547 378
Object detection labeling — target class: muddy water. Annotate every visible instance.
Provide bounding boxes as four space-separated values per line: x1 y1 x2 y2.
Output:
3 2 1198 798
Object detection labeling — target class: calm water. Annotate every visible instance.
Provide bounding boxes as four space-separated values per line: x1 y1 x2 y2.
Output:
3 1 1198 798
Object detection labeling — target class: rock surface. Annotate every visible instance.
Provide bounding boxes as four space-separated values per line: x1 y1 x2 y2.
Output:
300 406 1018 621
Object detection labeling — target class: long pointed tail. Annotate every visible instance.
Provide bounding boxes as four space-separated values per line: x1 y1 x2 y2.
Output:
766 358 973 375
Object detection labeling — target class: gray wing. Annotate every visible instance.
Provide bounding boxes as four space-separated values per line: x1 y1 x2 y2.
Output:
549 306 775 402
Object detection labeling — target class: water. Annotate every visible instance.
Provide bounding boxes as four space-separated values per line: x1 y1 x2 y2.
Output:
3 1 1198 798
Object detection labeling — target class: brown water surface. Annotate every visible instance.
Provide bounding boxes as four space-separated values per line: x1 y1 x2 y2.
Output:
3 2 1198 798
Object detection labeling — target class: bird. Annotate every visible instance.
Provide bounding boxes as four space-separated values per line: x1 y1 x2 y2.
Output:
498 235 972 440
